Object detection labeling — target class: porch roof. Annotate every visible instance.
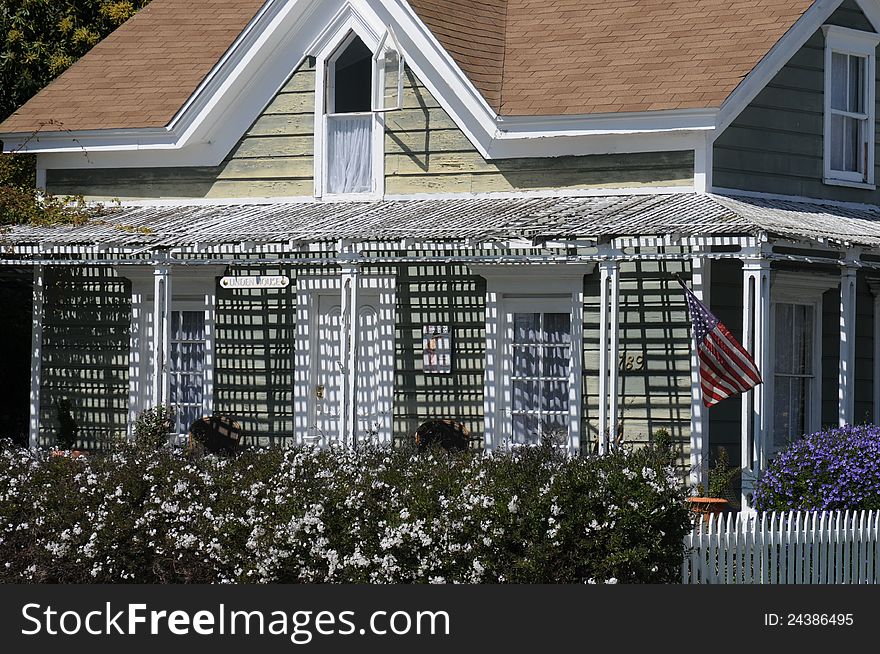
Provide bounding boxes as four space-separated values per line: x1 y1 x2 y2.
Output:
2 193 880 251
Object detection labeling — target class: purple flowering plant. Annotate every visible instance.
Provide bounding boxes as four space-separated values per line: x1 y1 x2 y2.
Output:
754 425 880 512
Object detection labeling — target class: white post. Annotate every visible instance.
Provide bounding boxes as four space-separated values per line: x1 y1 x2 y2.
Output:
741 256 770 508
689 256 711 490
152 265 172 408
839 265 857 426
598 254 620 453
339 253 361 448
29 265 45 450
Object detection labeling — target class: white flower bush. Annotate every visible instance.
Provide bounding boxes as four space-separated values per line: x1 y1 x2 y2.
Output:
0 439 690 583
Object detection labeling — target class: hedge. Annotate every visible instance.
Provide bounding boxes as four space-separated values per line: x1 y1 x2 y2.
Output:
0 441 690 583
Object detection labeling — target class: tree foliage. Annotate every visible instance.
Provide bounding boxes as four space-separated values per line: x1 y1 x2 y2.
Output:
1 1 152 122
1 2 148 226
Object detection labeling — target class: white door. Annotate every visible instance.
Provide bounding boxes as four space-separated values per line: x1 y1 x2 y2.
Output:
309 291 389 445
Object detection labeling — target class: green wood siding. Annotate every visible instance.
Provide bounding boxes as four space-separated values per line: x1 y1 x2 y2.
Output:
393 262 486 440
39 267 130 448
386 70 694 194
46 61 316 200
214 263 298 445
714 1 880 202
583 254 694 470
706 259 743 468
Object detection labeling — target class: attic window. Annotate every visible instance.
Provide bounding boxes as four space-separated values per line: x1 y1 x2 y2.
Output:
822 25 880 188
322 29 405 196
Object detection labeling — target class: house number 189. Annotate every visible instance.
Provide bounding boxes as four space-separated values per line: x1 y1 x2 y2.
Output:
619 353 645 371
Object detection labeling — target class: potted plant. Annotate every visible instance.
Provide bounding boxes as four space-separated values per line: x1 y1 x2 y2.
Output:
51 399 86 458
687 448 740 523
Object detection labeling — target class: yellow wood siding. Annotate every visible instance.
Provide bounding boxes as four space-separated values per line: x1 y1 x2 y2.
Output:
384 70 695 195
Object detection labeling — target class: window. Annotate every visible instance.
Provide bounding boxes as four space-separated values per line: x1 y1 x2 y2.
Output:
769 273 836 452
823 25 880 187
510 312 571 443
772 303 815 447
320 28 404 196
169 310 207 435
326 35 373 195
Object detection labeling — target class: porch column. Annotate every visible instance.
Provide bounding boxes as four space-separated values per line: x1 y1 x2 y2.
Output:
339 253 361 448
152 265 172 407
28 265 45 450
597 254 620 454
839 264 857 426
740 257 770 507
689 256 711 489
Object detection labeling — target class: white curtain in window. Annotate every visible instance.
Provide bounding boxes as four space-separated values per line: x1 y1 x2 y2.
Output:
327 114 373 194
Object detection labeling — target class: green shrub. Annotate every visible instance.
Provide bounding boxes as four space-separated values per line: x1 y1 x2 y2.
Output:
0 440 690 583
132 405 175 451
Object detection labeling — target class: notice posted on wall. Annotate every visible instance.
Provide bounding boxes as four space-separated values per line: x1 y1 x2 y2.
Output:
423 325 452 374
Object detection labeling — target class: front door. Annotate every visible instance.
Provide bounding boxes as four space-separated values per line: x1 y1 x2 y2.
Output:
309 291 389 445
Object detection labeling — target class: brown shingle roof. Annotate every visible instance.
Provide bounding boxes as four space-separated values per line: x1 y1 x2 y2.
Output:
0 0 266 134
495 0 815 115
1 0 817 134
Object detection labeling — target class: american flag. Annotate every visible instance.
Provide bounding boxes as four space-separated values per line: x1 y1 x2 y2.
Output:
677 276 762 407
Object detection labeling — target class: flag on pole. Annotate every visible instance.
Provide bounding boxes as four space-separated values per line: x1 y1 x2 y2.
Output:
676 275 762 407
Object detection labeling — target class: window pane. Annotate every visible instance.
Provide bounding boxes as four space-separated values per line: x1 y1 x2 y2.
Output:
512 379 538 412
844 116 863 172
542 313 571 344
542 381 569 412
542 346 570 378
848 54 865 113
513 313 540 344
327 114 373 194
831 113 846 171
512 414 539 444
775 304 793 374
832 52 848 111
513 346 538 377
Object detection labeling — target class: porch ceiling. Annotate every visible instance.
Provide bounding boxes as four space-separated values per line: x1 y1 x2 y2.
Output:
2 193 880 251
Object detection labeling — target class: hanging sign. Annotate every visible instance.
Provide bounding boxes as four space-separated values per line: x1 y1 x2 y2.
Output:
423 325 452 374
220 275 290 289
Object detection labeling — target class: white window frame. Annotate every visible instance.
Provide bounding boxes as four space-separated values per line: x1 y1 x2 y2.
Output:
769 272 838 449
822 24 880 189
372 28 404 112
313 19 404 200
471 264 592 453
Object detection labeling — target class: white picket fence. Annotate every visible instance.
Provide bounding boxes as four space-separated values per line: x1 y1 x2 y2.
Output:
682 510 880 584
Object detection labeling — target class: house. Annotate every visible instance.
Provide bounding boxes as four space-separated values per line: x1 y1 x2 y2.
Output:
3 0 880 505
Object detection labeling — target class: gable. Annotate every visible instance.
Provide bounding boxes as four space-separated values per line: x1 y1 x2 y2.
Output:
713 0 880 203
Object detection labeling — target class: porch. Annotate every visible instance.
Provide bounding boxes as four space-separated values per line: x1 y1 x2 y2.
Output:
4 192 880 506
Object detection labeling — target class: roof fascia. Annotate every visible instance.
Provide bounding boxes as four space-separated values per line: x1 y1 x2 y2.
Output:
3 0 720 164
715 0 849 137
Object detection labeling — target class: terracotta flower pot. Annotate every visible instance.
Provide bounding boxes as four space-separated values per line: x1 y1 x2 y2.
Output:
50 449 87 459
686 497 730 525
